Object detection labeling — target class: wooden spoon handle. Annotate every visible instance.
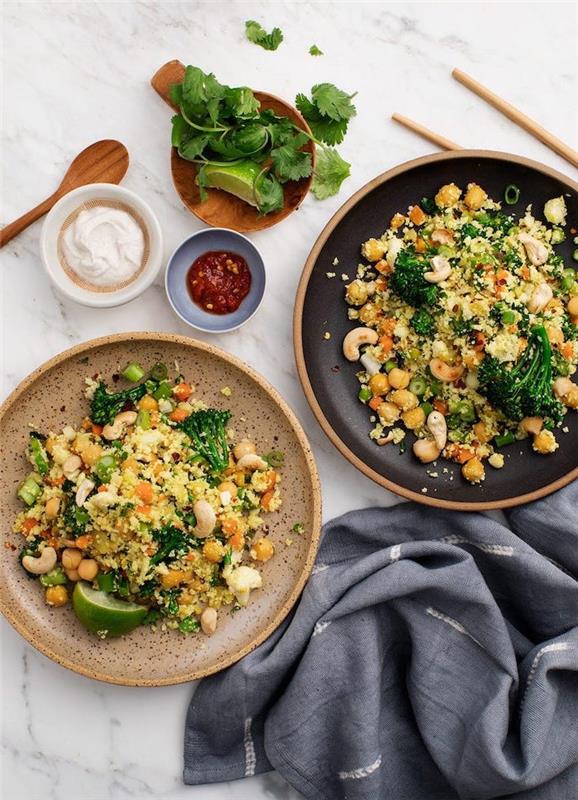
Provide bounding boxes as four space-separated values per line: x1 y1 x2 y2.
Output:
391 113 462 151
151 60 186 111
0 193 58 248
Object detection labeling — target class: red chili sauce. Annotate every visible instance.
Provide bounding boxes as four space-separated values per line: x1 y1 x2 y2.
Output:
187 251 252 315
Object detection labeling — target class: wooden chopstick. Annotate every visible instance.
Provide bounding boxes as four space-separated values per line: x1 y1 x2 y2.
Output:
452 68 578 169
391 113 462 151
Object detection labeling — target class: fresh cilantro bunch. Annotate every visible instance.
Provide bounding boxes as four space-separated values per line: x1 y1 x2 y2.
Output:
245 20 284 51
169 65 355 212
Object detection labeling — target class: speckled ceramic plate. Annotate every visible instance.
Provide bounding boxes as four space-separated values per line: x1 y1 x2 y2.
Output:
0 333 321 685
294 151 578 510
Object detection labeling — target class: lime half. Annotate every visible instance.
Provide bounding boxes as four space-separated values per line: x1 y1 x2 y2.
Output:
73 581 147 637
202 161 261 207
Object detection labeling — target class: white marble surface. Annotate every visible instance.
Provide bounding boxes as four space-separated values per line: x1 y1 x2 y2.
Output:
1 2 576 798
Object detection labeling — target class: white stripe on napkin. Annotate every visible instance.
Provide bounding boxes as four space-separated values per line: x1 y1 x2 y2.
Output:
426 606 485 649
244 717 256 777
338 754 382 780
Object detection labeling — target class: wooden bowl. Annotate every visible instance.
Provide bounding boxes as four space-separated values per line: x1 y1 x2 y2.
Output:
151 60 314 233
294 150 578 511
0 333 321 685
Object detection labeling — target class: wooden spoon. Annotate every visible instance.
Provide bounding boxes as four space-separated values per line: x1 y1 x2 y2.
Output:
151 60 314 233
0 140 129 247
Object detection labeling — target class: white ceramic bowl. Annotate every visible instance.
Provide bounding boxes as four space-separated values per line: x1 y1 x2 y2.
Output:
40 183 163 307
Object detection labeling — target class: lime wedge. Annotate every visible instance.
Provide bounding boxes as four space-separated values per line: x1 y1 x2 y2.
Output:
202 161 262 207
73 581 147 637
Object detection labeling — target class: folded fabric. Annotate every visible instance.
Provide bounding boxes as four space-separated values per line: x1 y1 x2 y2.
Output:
184 481 578 800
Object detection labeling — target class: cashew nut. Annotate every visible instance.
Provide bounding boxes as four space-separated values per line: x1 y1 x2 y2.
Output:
76 478 95 507
429 358 464 382
200 606 218 635
527 282 553 314
192 499 217 538
22 546 57 575
518 232 548 266
342 327 379 361
233 439 256 460
62 454 82 479
44 497 61 520
386 237 403 267
412 438 442 464
519 416 543 435
360 352 382 376
568 296 578 318
236 453 269 471
424 254 452 284
430 229 454 246
553 377 576 399
102 411 138 441
427 411 447 450
376 432 395 446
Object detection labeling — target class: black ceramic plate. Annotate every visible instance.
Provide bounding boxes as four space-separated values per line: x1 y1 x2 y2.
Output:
294 151 578 509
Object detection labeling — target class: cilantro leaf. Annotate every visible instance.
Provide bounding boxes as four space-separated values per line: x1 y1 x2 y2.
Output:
311 148 351 200
309 44 323 56
178 133 210 161
171 114 190 147
295 93 348 146
270 134 313 183
245 20 284 51
224 87 260 118
182 66 224 119
254 170 284 214
311 83 357 122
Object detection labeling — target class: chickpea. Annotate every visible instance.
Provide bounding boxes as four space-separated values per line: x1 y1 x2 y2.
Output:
138 395 159 412
389 389 419 411
361 238 386 263
378 402 400 424
435 183 462 209
545 326 564 346
45 497 61 521
62 548 82 570
346 281 369 306
218 480 238 499
45 585 68 607
81 443 103 467
251 538 275 562
567 296 578 318
462 457 485 484
519 417 543 436
77 559 99 581
473 421 491 444
369 373 389 397
65 568 80 582
233 439 256 460
532 429 558 454
565 388 578 409
463 183 487 211
402 407 426 430
388 368 410 390
203 539 226 563
359 303 380 324
390 213 406 229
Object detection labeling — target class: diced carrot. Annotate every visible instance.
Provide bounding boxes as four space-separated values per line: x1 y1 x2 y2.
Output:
415 237 427 253
374 277 387 291
380 318 396 335
230 530 245 551
518 338 528 354
496 269 509 282
375 259 392 275
520 266 530 280
97 484 108 493
91 423 103 436
50 476 65 487
75 534 93 549
82 417 92 431
379 334 394 354
222 518 239 536
561 342 574 359
169 408 189 423
136 482 154 503
433 399 448 415
368 396 383 411
122 458 139 473
260 490 275 511
390 213 405 229
22 518 39 533
173 382 193 401
136 505 152 516
409 205 427 225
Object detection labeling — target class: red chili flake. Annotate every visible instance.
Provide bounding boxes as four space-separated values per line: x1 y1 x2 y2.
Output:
172 453 181 462
331 365 341 373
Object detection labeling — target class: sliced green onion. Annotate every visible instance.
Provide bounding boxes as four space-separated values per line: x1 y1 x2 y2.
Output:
384 359 397 373
504 184 520 205
150 362 168 382
179 615 200 634
455 400 476 422
29 437 49 475
122 362 145 383
40 567 67 587
408 376 428 396
501 309 516 324
153 381 173 400
17 475 42 506
561 269 576 291
97 572 116 593
264 451 285 468
420 402 434 417
93 454 117 483
551 228 565 244
136 409 151 430
494 431 516 447
573 236 578 245
573 248 578 262
358 386 372 403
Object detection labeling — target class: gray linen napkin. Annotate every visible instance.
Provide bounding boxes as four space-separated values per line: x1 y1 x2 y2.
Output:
184 481 578 800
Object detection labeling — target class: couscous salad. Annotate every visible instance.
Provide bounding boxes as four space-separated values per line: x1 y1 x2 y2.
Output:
342 183 578 484
14 362 283 638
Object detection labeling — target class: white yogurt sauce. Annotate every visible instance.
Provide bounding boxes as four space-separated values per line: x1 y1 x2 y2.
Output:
62 205 144 287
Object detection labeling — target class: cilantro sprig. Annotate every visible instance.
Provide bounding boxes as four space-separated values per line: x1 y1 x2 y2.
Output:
245 20 283 51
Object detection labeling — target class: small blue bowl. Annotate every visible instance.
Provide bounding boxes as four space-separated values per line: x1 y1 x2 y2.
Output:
165 228 266 333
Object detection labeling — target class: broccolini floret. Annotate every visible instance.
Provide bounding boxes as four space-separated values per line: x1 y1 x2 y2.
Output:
390 247 439 308
411 308 436 337
179 408 232 471
90 381 150 425
478 326 564 425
